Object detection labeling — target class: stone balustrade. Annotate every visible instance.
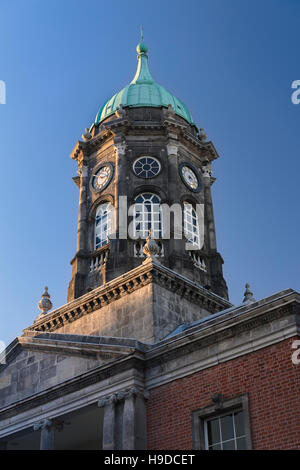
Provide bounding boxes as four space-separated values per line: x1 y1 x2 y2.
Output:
90 247 110 272
189 251 207 271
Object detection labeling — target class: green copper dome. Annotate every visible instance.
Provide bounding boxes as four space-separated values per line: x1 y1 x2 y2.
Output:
94 42 194 126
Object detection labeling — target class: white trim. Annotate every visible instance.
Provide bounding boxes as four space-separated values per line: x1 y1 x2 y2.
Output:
133 156 161 179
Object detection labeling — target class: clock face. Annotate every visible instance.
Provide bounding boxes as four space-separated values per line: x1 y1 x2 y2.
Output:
182 166 198 189
91 164 113 192
179 162 201 192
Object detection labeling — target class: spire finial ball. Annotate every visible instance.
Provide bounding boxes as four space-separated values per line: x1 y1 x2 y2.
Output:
136 42 148 54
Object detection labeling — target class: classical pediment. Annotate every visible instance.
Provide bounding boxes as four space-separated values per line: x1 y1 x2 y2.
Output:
0 333 138 409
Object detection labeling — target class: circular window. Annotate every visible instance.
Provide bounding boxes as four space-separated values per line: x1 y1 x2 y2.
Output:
133 157 161 179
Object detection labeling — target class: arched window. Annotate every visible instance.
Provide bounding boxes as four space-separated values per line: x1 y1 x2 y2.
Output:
134 193 162 239
184 202 201 249
95 202 112 249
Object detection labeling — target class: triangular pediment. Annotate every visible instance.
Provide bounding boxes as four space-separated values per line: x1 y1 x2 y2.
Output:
0 333 139 410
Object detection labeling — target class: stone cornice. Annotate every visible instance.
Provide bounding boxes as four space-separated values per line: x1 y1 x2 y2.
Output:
18 335 137 360
163 119 218 160
0 332 149 375
0 352 145 423
145 289 300 365
182 131 219 160
0 289 299 424
142 290 300 389
70 117 219 164
70 129 114 163
23 259 231 335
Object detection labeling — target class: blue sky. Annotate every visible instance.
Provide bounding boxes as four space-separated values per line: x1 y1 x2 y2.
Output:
0 0 299 347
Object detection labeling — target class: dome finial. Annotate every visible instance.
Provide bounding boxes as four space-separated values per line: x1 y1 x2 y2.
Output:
136 26 148 55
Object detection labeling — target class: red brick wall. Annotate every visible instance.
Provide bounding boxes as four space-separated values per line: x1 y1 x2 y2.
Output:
147 337 300 450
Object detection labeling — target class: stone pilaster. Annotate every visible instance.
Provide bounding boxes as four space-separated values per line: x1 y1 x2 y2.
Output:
202 163 217 251
98 387 148 450
202 162 228 299
98 394 118 450
122 387 148 450
77 165 88 253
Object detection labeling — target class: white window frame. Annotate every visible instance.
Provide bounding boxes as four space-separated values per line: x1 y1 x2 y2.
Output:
204 409 246 450
134 193 162 239
183 202 201 249
94 202 112 250
133 156 161 179
191 394 252 450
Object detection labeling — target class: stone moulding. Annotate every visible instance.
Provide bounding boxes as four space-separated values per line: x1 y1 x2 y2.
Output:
71 114 218 166
24 259 232 335
0 353 145 423
0 290 298 425
18 335 137 360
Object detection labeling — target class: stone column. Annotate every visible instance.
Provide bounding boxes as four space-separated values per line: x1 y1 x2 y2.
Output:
33 419 63 450
77 165 88 253
122 387 148 450
114 140 127 241
202 163 217 251
98 394 118 450
166 139 184 255
166 138 179 205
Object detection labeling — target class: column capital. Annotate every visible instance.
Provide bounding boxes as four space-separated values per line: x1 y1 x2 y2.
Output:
124 386 149 401
114 141 127 156
33 418 63 432
98 392 119 408
201 161 212 180
166 142 178 157
98 387 149 407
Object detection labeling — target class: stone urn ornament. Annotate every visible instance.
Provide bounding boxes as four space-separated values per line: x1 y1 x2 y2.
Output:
35 287 53 322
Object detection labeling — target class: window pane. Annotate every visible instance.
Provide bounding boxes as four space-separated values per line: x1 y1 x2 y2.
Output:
207 418 220 445
220 415 234 441
234 411 245 438
183 202 200 249
236 438 247 450
209 443 221 450
223 440 235 450
134 193 162 239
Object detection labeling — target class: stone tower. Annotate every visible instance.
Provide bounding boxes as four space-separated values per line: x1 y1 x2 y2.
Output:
67 40 228 305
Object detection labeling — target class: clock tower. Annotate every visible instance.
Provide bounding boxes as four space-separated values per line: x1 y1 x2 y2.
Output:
67 40 228 305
